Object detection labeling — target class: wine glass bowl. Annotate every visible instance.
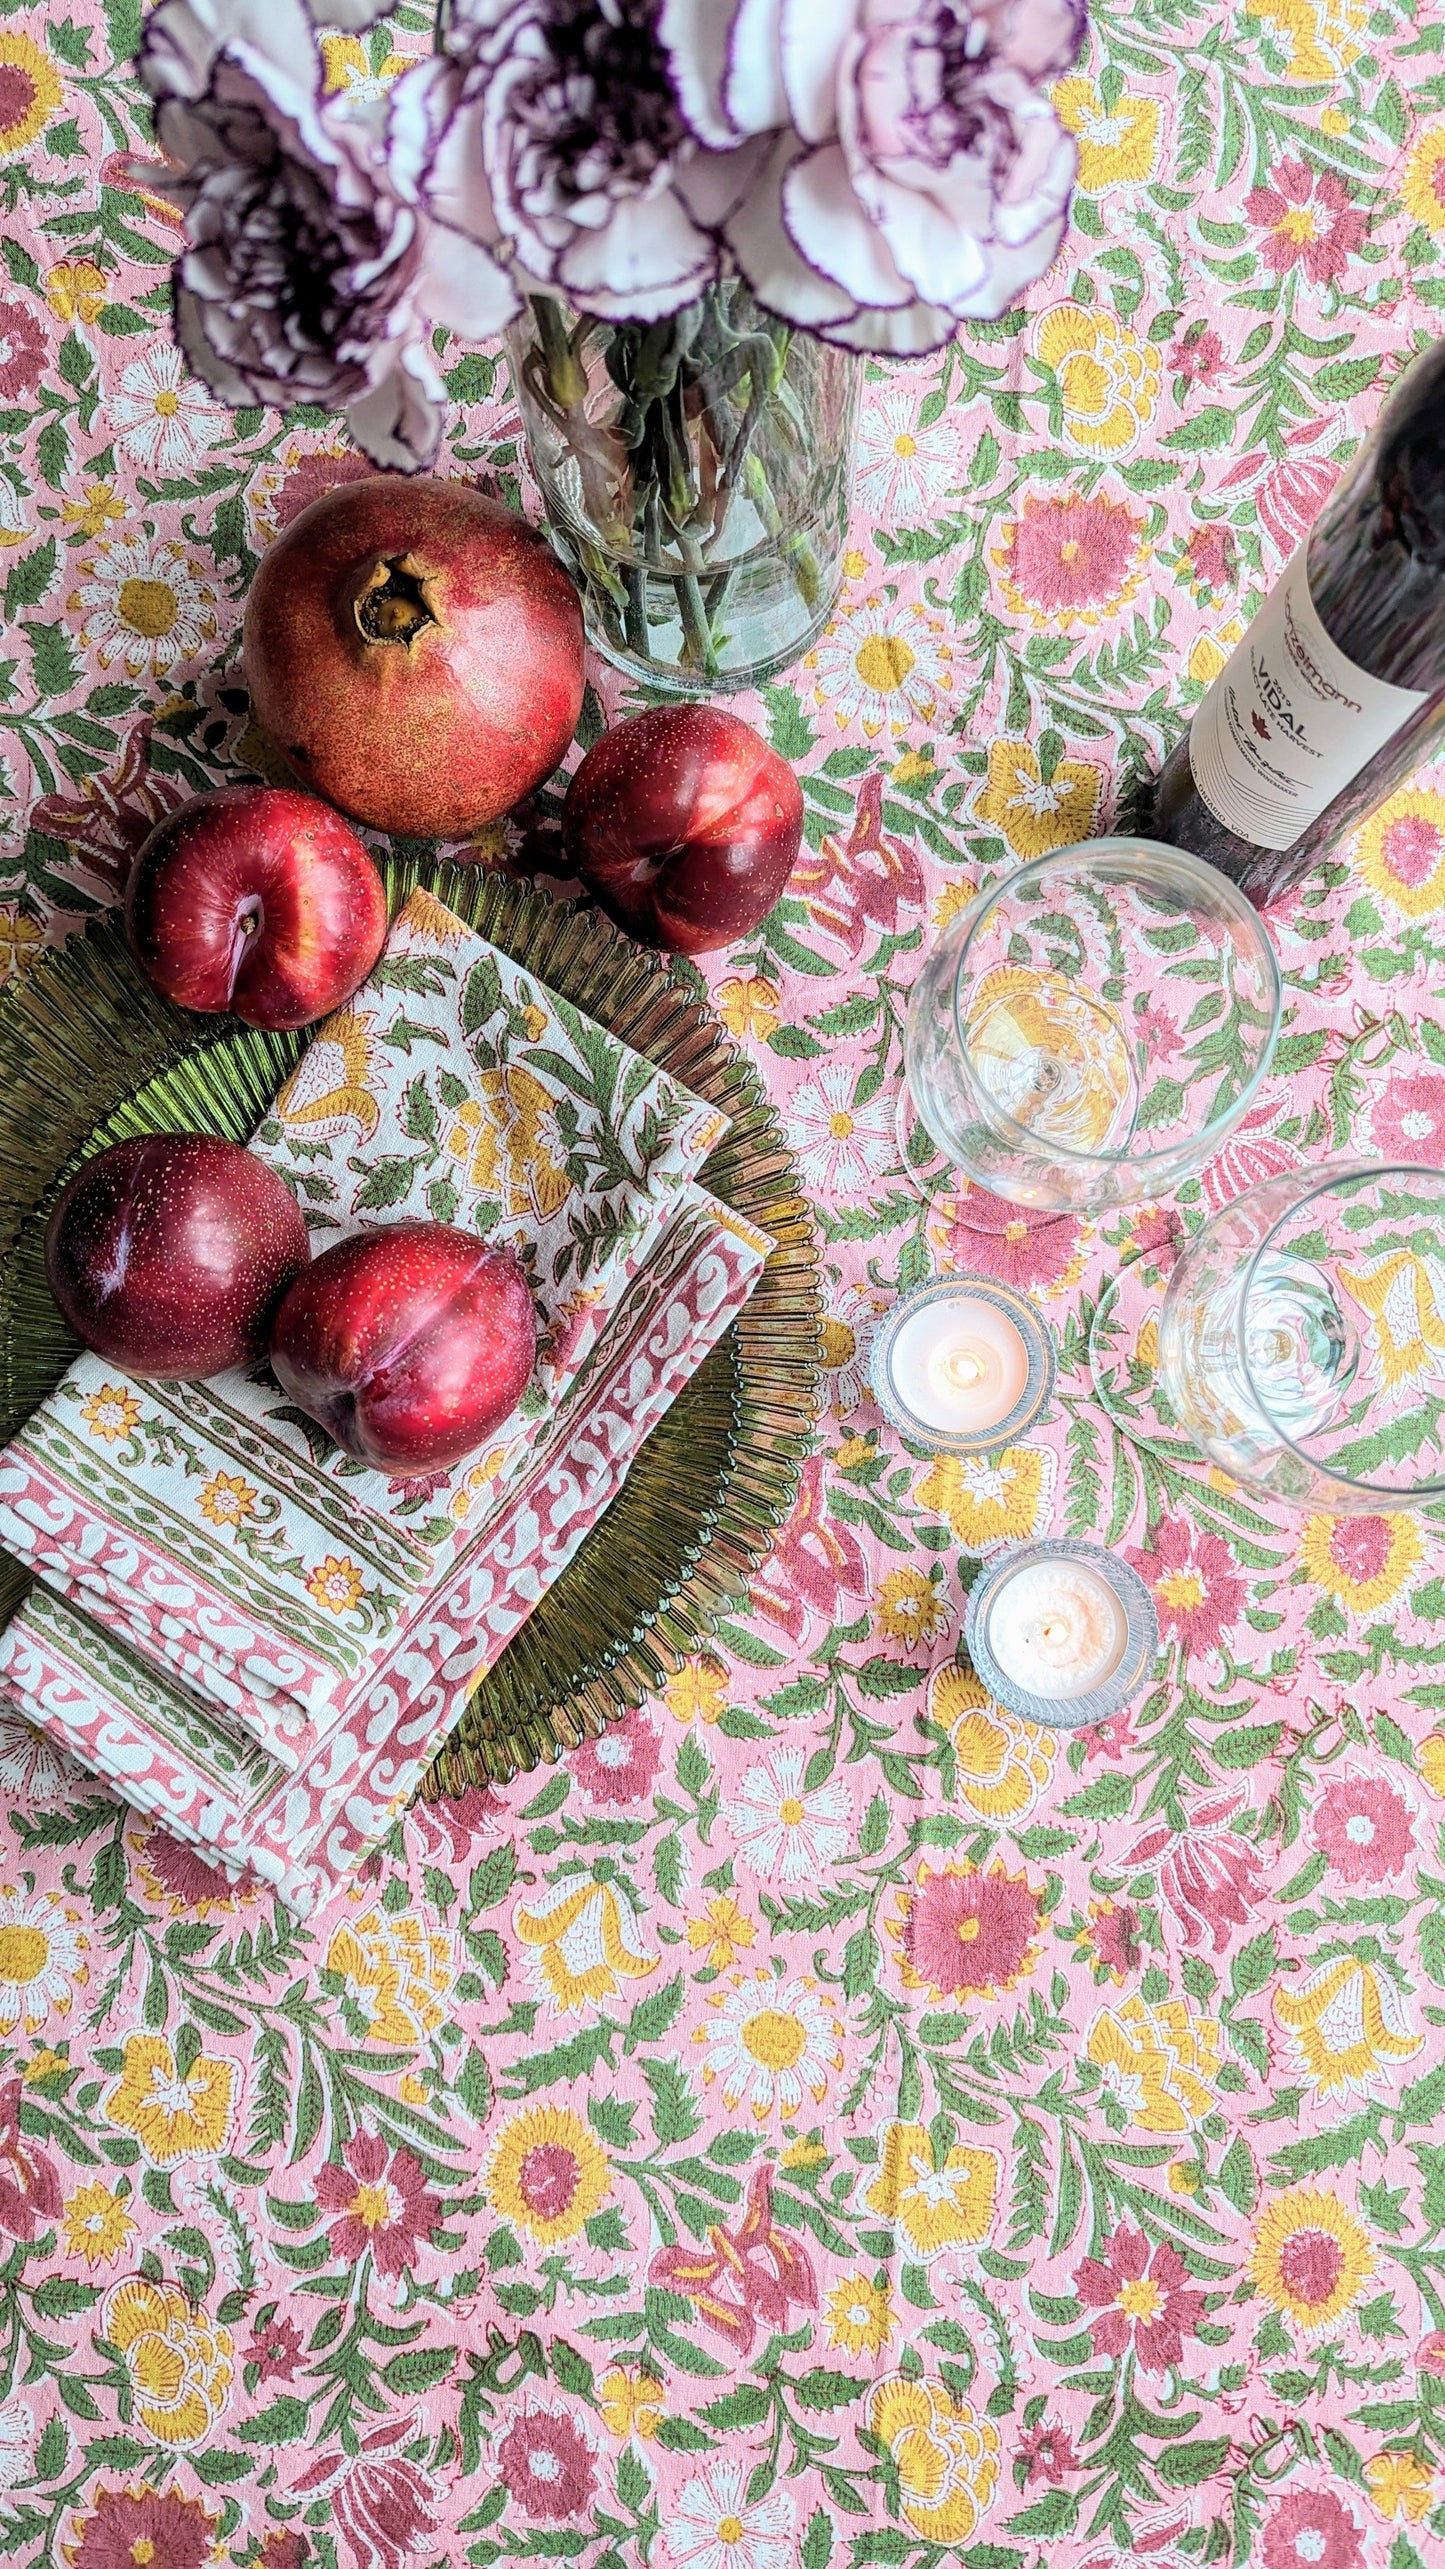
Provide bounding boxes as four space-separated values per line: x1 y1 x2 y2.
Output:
1155 1161 1445 1513
904 838 1282 1214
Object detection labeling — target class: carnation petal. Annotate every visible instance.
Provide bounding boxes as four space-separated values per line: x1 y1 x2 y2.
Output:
139 0 320 105
813 296 956 356
783 141 914 308
726 0 789 136
780 0 847 147
726 134 859 329
304 0 391 26
660 0 744 147
674 133 772 232
556 193 718 322
413 217 519 342
347 340 447 474
172 281 260 409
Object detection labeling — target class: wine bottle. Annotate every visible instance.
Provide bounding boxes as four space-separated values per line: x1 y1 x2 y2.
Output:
1154 331 1445 908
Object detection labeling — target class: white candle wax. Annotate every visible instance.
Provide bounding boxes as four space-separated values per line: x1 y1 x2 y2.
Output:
887 1294 1030 1435
985 1558 1128 1700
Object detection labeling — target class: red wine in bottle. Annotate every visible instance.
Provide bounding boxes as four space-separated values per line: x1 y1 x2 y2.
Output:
1154 332 1445 908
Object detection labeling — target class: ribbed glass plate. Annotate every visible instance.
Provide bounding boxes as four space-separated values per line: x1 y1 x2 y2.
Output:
0 860 821 1791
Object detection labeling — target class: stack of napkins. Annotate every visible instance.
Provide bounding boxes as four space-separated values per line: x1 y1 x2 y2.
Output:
0 892 769 1913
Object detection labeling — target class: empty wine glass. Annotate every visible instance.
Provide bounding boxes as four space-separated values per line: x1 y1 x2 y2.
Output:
903 837 1281 1214
1093 1161 1445 1513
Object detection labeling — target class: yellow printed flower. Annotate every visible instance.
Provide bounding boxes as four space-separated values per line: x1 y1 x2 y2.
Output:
687 1895 756 1971
45 258 107 326
102 2276 232 2449
1336 1251 1445 1392
893 748 935 786
599 2369 663 2440
1274 1954 1423 2099
865 2122 1000 2261
0 909 41 984
916 1445 1053 1551
1418 1733 1445 1798
1256 0 1368 83
933 879 977 934
305 1555 364 1615
875 1566 949 1650
782 2135 828 2169
664 1656 730 1725
1168 2159 1201 2195
0 36 62 157
1035 302 1162 457
79 1385 142 1444
324 1905 456 2048
1187 618 1245 687
866 2373 1000 2546
63 2180 134 2268
0 1885 86 2031
1354 787 1445 917
62 479 125 541
1364 2449 1433 2523
319 32 407 97
103 2033 238 2166
274 1007 380 1143
1086 1994 1222 2132
513 1870 659 2014
1299 1512 1422 1616
1403 127 1445 237
1052 79 1160 190
197 1471 258 1530
976 738 1105 860
827 2274 895 2355
24 2045 67 2085
397 2073 428 2107
927 1664 1056 1821
1249 2187 1374 2337
716 976 780 1043
487 2104 612 2245
446 1065 571 1221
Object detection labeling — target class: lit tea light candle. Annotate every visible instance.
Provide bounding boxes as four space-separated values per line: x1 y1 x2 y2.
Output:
871 1275 1055 1456
965 1540 1158 1729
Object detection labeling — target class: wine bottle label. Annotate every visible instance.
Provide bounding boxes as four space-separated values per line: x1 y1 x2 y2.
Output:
1188 547 1428 852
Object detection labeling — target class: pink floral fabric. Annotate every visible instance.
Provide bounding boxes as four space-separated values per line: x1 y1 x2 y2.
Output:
0 7 1443 2569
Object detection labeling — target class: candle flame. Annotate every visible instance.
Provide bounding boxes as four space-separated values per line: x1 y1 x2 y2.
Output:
937 1346 986 1391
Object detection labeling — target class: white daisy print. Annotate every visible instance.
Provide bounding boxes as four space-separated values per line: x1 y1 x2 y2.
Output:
0 2405 31 2494
0 1706 77 1803
0 1885 88 2031
856 377 957 520
820 1280 889 1417
787 1058 895 1200
697 1971 844 2118
108 342 226 476
667 2461 796 2569
726 1745 850 1883
804 590 955 736
70 533 219 677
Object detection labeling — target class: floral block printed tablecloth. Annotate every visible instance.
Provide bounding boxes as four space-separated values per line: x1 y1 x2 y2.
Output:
4 7 1445 2569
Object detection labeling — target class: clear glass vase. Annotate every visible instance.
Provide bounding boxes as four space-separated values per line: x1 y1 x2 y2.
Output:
507 284 860 693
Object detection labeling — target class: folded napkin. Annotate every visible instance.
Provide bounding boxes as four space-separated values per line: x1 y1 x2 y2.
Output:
0 1185 769 1913
0 891 727 1765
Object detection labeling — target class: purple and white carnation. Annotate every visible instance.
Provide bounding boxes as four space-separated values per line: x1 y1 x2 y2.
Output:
435 0 759 324
138 0 518 470
670 0 1085 353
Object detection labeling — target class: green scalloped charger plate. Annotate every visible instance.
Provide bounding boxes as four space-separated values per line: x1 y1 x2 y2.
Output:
0 860 822 1793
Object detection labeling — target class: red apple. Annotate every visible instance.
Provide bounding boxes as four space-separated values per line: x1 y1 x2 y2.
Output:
269 1223 536 1477
46 1134 311 1380
562 703 804 956
125 785 388 1032
242 475 586 839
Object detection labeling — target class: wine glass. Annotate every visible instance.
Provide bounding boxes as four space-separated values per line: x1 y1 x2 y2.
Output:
903 837 1281 1214
1093 1162 1445 1513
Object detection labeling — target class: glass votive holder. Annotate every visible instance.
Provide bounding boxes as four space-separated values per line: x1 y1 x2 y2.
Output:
870 1274 1056 1455
965 1538 1159 1731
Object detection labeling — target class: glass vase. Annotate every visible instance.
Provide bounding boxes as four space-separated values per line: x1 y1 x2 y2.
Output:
506 284 859 693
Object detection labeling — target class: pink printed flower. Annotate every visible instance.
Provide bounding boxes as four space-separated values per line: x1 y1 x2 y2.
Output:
1314 1777 1414 1885
315 2131 440 2278
30 717 187 901
65 2484 220 2569
1135 1003 1179 1060
408 1783 505 1866
939 1190 1084 1295
1171 321 1222 385
1261 2487 1364 2569
1074 2222 1208 2371
1126 1207 1182 1266
1133 1796 1266 1955
752 1454 869 1644
1246 158 1366 286
1367 1068 1445 1166
995 490 1147 624
1125 1519 1245 1657
649 2162 817 2354
271 446 375 532
1418 2330 1445 2377
1080 1900 1139 1982
496 2406 597 2522
0 2078 59 2241
900 1861 1045 1999
258 2536 309 2569
1182 522 1237 598
291 2418 438 2569
570 1710 662 1806
792 770 926 961
1199 1098 1301 1213
1018 2419 1079 2484
1080 1707 1135 1761
0 298 45 401
248 2310 305 2384
135 1827 252 1917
